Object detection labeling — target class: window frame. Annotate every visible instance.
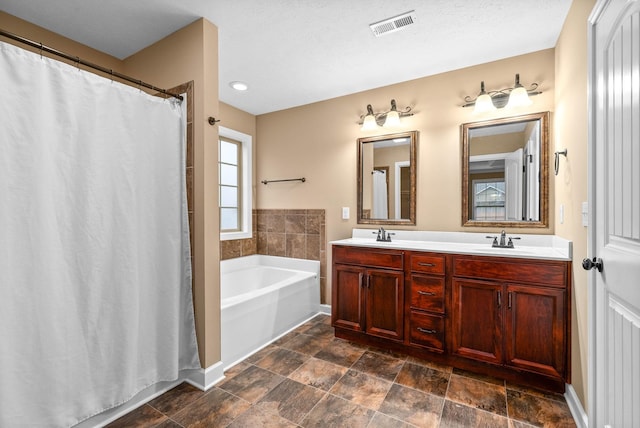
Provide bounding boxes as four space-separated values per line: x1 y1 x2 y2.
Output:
218 126 252 240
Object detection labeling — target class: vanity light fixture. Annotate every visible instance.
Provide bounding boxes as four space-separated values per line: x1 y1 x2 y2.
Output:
462 74 541 113
359 99 413 130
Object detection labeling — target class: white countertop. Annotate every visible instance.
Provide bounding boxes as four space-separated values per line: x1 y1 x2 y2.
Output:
330 229 572 261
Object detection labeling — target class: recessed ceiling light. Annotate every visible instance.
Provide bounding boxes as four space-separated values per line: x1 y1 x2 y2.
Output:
230 81 248 91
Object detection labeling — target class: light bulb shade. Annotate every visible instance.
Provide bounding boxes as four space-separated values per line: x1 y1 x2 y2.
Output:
361 114 378 131
473 93 496 114
383 110 400 127
506 86 532 108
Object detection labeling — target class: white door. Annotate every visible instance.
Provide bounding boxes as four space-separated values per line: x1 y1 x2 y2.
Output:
589 0 640 426
504 148 523 221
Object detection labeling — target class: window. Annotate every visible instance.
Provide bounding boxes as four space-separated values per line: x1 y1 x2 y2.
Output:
473 179 505 221
218 127 252 239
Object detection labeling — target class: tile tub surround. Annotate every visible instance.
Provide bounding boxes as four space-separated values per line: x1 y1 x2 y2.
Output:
107 314 577 428
221 209 327 302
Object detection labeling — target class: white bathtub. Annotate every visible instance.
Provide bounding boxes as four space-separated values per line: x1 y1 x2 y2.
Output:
220 255 320 369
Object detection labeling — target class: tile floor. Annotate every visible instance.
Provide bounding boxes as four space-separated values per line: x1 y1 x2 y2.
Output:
107 314 577 427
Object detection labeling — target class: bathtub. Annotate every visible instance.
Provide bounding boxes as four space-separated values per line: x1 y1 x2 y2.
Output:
220 255 320 369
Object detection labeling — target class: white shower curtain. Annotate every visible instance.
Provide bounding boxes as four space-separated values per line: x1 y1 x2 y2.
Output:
0 41 200 427
372 170 388 218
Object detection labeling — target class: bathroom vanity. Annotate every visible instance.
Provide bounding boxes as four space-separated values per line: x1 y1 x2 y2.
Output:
331 229 572 393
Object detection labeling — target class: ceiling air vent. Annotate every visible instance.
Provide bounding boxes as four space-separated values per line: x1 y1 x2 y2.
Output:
369 11 417 37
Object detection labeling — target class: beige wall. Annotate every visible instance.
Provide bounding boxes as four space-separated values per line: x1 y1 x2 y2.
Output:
256 49 556 302
555 0 596 412
2 12 222 368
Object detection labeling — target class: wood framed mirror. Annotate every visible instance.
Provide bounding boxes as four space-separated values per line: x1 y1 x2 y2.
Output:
357 131 417 225
461 112 549 228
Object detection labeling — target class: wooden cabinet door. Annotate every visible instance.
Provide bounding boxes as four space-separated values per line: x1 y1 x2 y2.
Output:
504 284 566 378
365 268 404 341
452 278 502 364
332 264 365 332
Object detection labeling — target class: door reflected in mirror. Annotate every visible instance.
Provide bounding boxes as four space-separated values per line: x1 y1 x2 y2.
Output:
462 112 549 228
358 131 417 225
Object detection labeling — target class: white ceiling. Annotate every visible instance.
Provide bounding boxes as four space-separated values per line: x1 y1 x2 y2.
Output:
0 0 573 115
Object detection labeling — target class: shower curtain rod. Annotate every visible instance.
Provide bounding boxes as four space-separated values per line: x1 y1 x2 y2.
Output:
0 28 183 101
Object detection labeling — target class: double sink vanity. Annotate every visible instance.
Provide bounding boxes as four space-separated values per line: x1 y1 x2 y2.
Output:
330 229 572 393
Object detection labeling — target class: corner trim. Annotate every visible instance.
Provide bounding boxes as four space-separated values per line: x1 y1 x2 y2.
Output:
184 361 225 391
565 383 588 428
319 304 331 315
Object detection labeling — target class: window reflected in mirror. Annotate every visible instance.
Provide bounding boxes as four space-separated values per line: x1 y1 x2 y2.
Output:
462 112 549 228
358 131 417 225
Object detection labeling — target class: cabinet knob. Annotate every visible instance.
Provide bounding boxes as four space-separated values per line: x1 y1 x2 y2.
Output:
417 327 437 334
417 291 436 296
417 262 436 267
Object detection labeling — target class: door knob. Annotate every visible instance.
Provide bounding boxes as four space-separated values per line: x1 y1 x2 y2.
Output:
582 257 603 272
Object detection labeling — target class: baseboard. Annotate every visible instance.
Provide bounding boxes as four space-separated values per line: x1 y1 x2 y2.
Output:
319 304 331 315
184 361 225 391
564 383 588 428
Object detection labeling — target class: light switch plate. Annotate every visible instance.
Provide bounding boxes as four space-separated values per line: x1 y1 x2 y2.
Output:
342 207 350 220
559 204 564 224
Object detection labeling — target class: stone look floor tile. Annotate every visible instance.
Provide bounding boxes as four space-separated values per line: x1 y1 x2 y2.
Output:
171 388 251 427
368 412 416 428
288 357 348 391
223 360 252 380
279 332 332 356
255 347 310 376
378 383 443 426
446 373 508 416
314 337 366 367
154 419 182 428
406 355 454 373
440 400 510 428
107 313 579 428
146 382 204 417
256 378 326 424
507 389 577 427
105 404 168 428
395 361 450 397
226 405 298 428
272 331 300 346
453 367 506 387
329 369 393 410
303 321 335 338
217 365 285 403
506 383 567 403
301 394 375 428
245 344 278 364
351 351 405 382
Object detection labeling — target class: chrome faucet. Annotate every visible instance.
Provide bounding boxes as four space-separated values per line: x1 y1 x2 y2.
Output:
486 230 520 248
499 230 507 247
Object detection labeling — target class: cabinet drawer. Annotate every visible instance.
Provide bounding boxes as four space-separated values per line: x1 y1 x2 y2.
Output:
453 257 568 288
333 245 404 270
409 311 445 352
410 253 445 275
410 274 445 313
